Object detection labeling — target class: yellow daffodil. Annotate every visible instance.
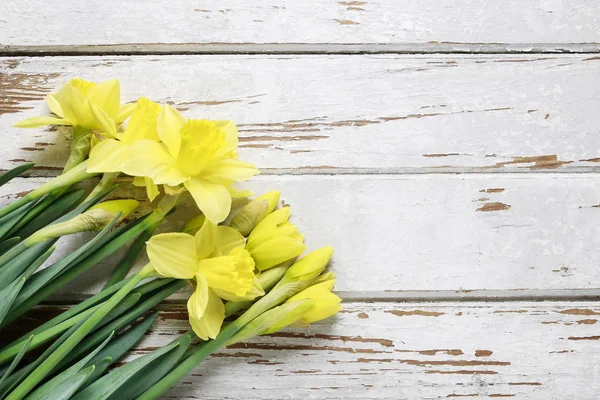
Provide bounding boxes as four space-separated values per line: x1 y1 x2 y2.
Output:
145 217 257 339
120 105 259 223
246 207 306 270
14 78 133 136
87 97 162 200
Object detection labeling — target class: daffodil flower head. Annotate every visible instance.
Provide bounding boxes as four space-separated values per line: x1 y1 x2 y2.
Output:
145 217 257 340
13 78 133 138
246 207 306 271
87 97 163 200
119 105 259 223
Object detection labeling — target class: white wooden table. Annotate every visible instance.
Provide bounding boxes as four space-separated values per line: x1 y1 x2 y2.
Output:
2 1 600 398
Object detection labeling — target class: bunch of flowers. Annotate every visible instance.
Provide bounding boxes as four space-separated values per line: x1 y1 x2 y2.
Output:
0 78 340 400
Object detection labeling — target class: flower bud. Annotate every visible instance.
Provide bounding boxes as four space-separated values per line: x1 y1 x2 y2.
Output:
276 246 334 287
27 199 139 244
226 299 314 345
230 190 280 236
246 207 306 271
285 278 341 324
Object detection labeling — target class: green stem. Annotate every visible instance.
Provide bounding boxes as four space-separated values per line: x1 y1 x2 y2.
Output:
5 264 156 400
84 172 119 203
103 223 158 289
0 162 96 220
62 130 91 173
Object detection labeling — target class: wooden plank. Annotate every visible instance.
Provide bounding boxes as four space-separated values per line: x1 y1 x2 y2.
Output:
3 173 600 296
17 302 599 399
1 1 599 48
2 54 600 175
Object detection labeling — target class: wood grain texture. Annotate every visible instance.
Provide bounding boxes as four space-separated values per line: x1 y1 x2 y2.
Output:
47 302 599 399
3 173 600 296
2 55 600 175
1 0 599 47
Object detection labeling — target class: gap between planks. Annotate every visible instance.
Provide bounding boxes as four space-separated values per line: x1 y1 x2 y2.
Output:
46 289 600 306
1 43 600 56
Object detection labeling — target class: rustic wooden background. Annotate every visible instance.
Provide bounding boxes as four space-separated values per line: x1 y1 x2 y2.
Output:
2 1 600 398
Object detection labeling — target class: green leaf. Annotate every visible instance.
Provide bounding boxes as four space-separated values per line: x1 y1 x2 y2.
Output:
24 334 114 400
25 365 95 400
0 242 56 290
0 291 141 367
13 215 120 303
0 336 33 391
0 164 34 187
71 341 182 400
0 238 19 256
3 215 160 327
88 312 158 369
0 202 38 258
80 357 112 389
0 319 86 397
109 332 192 400
103 224 158 289
8 190 85 241
0 247 54 326
55 281 185 371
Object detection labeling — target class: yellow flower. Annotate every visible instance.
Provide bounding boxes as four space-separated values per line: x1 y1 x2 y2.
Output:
13 78 133 136
285 274 341 324
246 207 306 271
121 105 259 223
145 217 257 340
87 97 162 200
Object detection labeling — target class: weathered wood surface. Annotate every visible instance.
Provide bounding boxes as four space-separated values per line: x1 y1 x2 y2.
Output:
3 173 600 297
2 55 600 175
1 0 599 49
82 302 600 399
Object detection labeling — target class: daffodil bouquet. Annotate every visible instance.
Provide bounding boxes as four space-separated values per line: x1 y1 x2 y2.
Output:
0 78 339 400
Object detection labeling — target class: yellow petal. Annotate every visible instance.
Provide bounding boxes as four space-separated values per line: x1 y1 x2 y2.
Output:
144 177 160 201
158 104 185 158
146 232 197 279
189 285 225 340
227 186 254 199
251 236 307 271
46 94 64 117
122 139 188 186
87 139 126 173
213 120 239 156
194 217 217 260
89 101 117 137
87 78 120 120
202 158 259 185
197 248 255 296
117 103 136 123
188 273 209 320
123 97 162 144
12 116 71 128
56 82 87 126
214 226 246 256
184 178 232 224
132 177 146 187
